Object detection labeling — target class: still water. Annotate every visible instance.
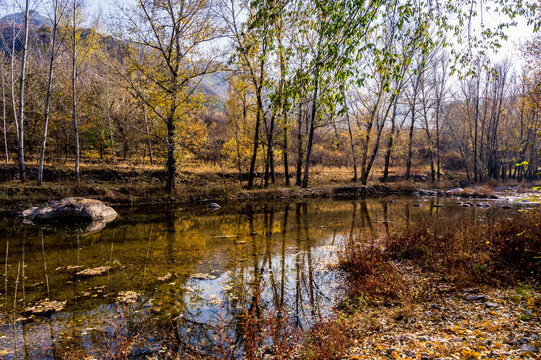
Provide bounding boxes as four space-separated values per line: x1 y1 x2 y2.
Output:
0 196 506 358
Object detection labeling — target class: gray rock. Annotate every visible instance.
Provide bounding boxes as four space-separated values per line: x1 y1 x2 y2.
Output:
462 204 471 208
209 202 221 209
478 202 491 208
465 294 486 301
446 188 464 195
520 344 537 353
21 197 117 223
484 301 498 308
413 203 422 207
405 350 415 357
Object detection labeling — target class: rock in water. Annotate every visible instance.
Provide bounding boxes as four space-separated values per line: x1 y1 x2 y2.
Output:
21 197 117 222
209 202 221 209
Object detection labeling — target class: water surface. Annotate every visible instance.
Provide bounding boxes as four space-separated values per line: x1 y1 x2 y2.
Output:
0 196 508 358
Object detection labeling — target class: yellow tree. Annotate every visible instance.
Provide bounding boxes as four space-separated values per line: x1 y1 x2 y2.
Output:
113 0 224 194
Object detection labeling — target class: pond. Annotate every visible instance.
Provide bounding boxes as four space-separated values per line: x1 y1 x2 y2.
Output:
0 196 514 359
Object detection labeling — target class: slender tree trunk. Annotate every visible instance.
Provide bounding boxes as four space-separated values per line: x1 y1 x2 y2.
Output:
473 75 480 183
1 71 8 164
9 8 19 143
295 102 303 186
17 0 31 182
345 100 357 182
302 67 319 188
264 113 275 187
247 88 263 189
72 2 80 184
283 111 289 186
105 78 116 164
436 101 441 181
142 102 153 165
405 88 418 180
165 117 176 193
383 100 399 182
38 0 59 186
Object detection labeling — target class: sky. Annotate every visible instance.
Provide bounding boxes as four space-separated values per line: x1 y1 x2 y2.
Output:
2 0 536 69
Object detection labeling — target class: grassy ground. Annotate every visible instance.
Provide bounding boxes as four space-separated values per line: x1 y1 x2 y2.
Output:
1 160 533 215
0 162 431 214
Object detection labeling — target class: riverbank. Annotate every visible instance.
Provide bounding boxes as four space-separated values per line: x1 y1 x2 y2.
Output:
0 164 536 216
331 209 541 360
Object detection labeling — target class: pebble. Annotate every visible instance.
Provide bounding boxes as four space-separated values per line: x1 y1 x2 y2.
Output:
520 344 537 353
405 349 415 357
484 301 498 308
465 294 486 301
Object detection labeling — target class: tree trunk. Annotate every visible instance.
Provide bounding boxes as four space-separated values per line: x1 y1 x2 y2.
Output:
248 88 263 189
302 67 319 189
105 78 116 164
283 111 289 186
38 0 59 186
295 102 303 186
72 2 80 184
165 117 176 193
345 101 357 182
17 0 30 182
383 100 399 182
142 102 153 165
9 7 19 144
1 70 8 163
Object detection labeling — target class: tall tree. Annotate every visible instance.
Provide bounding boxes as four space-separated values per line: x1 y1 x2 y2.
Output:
114 0 223 194
38 0 64 185
16 0 30 181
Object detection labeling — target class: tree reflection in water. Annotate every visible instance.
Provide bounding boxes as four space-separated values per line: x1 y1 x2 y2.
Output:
0 197 501 358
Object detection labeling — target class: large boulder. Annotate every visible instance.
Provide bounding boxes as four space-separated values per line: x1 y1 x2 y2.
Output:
21 197 117 223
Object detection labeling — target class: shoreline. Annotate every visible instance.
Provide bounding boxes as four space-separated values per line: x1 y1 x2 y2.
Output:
0 165 538 217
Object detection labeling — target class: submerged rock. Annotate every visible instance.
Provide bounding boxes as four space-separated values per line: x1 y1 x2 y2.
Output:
24 300 66 316
116 291 141 304
21 197 117 223
76 266 112 277
446 188 464 195
191 273 218 280
209 202 221 209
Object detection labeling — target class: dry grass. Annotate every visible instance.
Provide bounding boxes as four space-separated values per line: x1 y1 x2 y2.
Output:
340 211 541 304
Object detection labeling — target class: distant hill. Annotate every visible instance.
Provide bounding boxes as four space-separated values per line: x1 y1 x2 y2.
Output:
0 10 52 28
0 11 229 104
199 71 229 107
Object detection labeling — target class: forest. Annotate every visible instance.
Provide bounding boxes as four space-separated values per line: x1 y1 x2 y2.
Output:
0 0 539 195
